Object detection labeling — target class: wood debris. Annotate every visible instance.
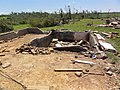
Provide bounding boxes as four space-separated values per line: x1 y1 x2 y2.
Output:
71 60 96 65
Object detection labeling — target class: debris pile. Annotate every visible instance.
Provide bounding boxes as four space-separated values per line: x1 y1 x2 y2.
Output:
101 32 119 39
51 39 89 52
98 17 120 29
16 30 117 60
16 44 53 55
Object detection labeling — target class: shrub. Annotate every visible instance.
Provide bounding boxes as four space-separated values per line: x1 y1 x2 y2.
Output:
0 20 13 33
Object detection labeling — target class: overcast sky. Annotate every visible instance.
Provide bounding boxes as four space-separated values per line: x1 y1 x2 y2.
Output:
0 0 120 14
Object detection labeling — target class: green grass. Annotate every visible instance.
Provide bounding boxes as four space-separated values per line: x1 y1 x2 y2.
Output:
42 19 102 32
42 19 120 33
0 16 7 20
13 24 31 31
106 52 119 62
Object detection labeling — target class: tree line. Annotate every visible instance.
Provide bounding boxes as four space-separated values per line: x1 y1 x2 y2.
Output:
0 6 120 33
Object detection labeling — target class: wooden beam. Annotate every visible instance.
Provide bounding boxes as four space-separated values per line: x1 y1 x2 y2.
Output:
54 69 83 72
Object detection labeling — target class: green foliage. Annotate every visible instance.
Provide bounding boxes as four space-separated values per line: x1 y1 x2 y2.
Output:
0 20 13 33
106 52 119 62
29 16 59 28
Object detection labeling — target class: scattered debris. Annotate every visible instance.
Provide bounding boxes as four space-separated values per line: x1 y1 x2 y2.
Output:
106 71 113 76
104 67 111 71
110 67 118 72
86 23 93 26
83 72 104 76
71 60 96 65
75 55 78 58
16 44 52 55
17 30 117 60
99 41 116 52
95 33 116 52
75 72 83 77
55 69 104 76
0 61 2 66
0 54 5 57
0 49 9 53
55 43 62 47
0 40 5 44
118 54 120 58
2 62 11 69
98 18 120 29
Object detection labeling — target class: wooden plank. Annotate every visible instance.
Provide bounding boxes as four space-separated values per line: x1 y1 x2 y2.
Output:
83 72 104 76
27 86 53 90
71 60 96 65
54 69 83 72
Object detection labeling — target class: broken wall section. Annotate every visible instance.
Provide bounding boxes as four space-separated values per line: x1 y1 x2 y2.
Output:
54 31 90 42
0 32 17 41
17 27 43 36
0 27 43 41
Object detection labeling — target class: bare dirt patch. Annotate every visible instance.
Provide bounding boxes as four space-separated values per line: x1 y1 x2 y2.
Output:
0 34 118 90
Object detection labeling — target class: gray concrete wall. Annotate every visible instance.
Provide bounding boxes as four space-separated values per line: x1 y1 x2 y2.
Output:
17 27 43 36
0 32 17 40
54 31 89 42
27 28 43 34
16 28 28 36
0 27 43 41
74 32 89 41
29 30 55 47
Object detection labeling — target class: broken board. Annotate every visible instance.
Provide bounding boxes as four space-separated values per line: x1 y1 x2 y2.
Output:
27 86 53 90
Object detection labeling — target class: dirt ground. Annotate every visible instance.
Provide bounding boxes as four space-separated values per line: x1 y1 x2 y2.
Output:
0 34 119 90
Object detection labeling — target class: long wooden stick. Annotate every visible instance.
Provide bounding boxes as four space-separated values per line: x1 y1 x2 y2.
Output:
71 60 96 65
54 69 83 72
83 72 104 76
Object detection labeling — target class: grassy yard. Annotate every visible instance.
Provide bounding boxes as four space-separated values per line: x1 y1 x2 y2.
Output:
42 19 120 33
13 24 31 31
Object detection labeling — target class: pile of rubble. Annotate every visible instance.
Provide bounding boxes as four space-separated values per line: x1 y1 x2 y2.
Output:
50 39 107 59
16 44 54 55
15 30 118 60
98 17 120 29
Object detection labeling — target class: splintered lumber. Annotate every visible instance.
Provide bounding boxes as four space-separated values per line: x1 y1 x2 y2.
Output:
54 69 83 72
71 60 96 65
83 72 104 76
